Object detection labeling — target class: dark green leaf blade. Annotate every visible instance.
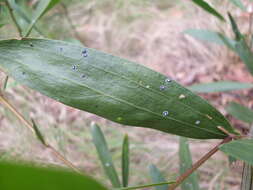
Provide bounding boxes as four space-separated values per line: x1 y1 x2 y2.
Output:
228 12 243 41
0 161 107 190
0 38 236 139
219 139 253 166
149 164 168 190
184 29 235 49
31 119 46 145
179 137 200 190
91 123 121 188
191 0 225 21
122 134 129 187
226 102 253 124
188 81 253 93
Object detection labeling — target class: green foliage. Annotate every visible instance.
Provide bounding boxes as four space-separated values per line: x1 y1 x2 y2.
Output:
122 134 129 187
229 0 246 11
179 137 200 190
91 123 121 188
0 160 107 190
184 29 236 50
188 81 253 93
191 0 225 21
219 139 253 166
31 119 46 145
226 102 253 124
149 164 168 190
0 38 236 139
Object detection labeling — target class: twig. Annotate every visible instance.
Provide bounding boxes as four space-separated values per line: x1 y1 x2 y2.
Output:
168 136 232 190
5 0 22 37
0 95 81 174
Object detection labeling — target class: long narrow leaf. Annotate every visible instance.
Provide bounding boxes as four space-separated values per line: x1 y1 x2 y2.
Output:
24 0 61 37
149 164 168 190
31 119 46 145
188 81 253 93
191 0 225 21
226 102 253 124
179 137 200 190
230 0 246 11
228 12 243 41
0 38 237 139
91 123 121 188
0 161 107 190
122 134 129 187
184 29 235 50
219 139 253 166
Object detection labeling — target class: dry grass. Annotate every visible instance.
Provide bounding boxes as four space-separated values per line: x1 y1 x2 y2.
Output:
0 0 251 189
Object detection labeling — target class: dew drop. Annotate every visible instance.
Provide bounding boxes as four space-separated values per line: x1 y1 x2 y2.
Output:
146 85 150 88
165 78 172 83
29 42 33 47
105 163 110 167
22 71 25 75
179 94 186 99
82 49 88 57
162 111 169 117
160 85 166 90
72 65 77 70
60 47 63 52
81 74 86 78
195 120 200 125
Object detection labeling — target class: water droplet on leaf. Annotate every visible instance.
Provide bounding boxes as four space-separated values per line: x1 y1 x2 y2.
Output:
82 49 88 57
146 85 150 88
22 71 25 75
29 43 33 47
81 74 86 78
72 65 77 70
105 163 110 167
165 78 172 83
60 47 63 51
179 94 186 99
162 111 169 117
160 85 166 90
195 120 200 125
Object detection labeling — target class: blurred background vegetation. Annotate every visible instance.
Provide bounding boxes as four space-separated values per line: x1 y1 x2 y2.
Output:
1 0 252 189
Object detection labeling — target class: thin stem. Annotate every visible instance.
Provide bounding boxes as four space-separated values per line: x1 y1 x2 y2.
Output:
5 0 22 37
115 181 175 190
0 95 81 174
168 136 232 190
249 13 253 50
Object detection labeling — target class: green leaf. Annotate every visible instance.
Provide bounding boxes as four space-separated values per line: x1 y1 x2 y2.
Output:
0 38 236 139
228 12 243 41
219 139 253 166
184 29 235 49
188 81 253 93
90 123 121 188
31 119 46 145
0 161 107 190
24 0 61 37
116 181 175 190
122 134 129 187
179 137 200 190
226 102 253 124
191 0 225 21
229 0 246 11
0 23 5 28
149 164 168 190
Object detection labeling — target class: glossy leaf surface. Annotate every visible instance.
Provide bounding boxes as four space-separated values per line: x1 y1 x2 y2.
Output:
0 38 236 139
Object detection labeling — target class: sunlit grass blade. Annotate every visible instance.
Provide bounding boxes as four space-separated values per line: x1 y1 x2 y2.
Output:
148 164 168 190
31 119 46 145
184 29 235 49
122 134 129 187
226 102 253 124
90 123 121 188
0 160 108 190
188 81 253 93
114 181 175 190
191 0 225 21
24 0 61 37
179 137 200 190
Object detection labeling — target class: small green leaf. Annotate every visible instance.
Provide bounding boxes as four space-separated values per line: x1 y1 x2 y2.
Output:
228 12 243 41
149 164 168 190
122 134 129 187
191 0 225 21
31 119 46 145
179 137 200 190
0 23 5 28
2 76 8 90
24 0 61 37
226 102 253 124
184 29 235 49
0 38 236 139
188 81 253 93
230 0 246 11
219 139 253 166
91 123 121 188
0 160 107 190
